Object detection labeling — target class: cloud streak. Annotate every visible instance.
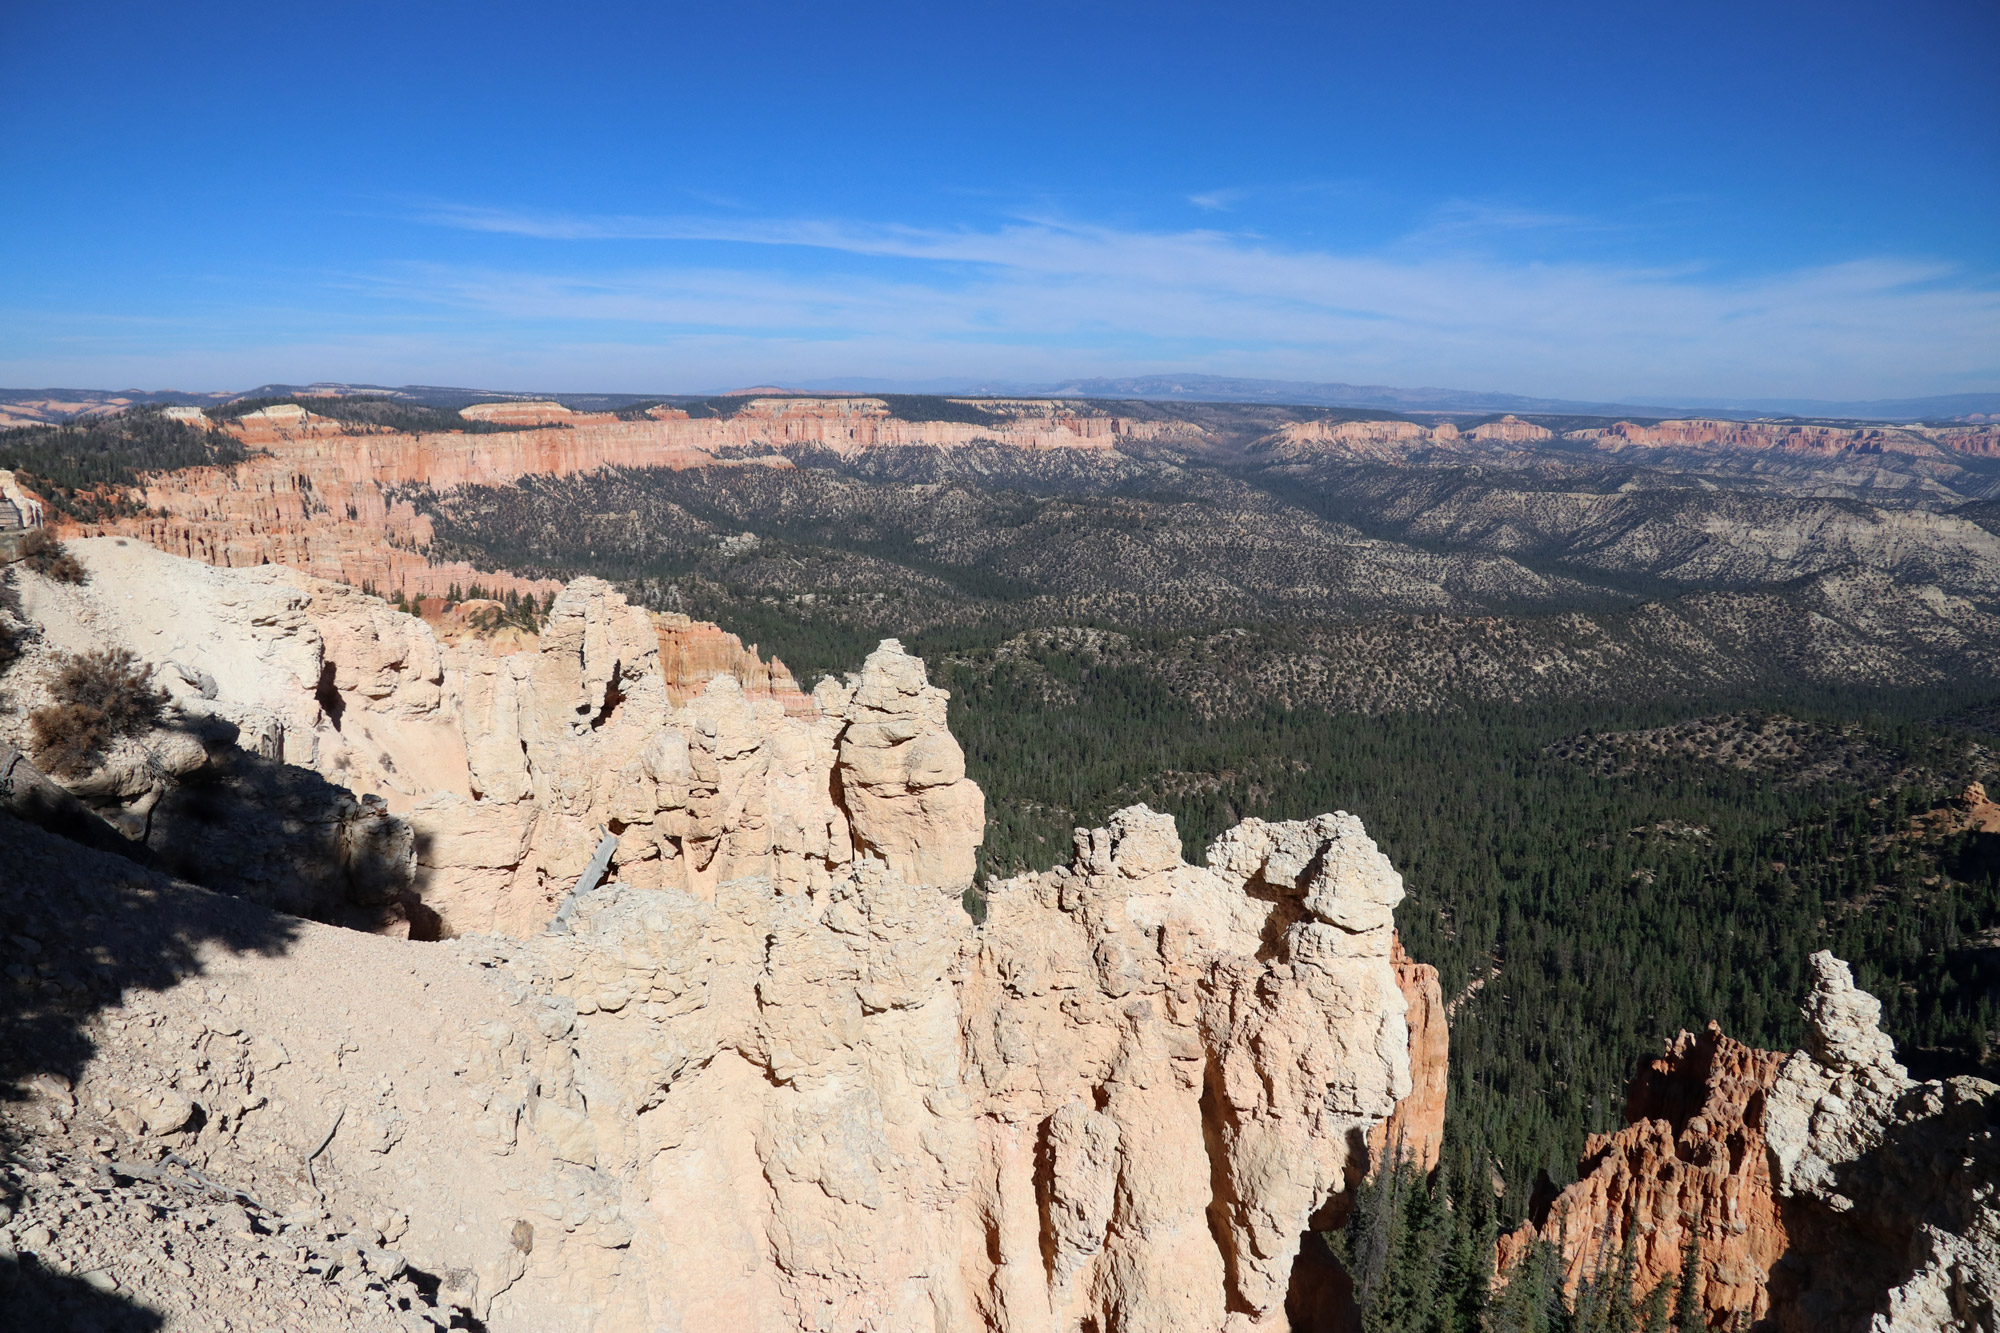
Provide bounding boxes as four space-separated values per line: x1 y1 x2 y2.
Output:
390 203 2000 399
6 203 1993 398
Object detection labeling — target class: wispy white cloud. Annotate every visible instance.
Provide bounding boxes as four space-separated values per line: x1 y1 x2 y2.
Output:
1187 189 1245 212
378 203 2000 399
7 203 1995 398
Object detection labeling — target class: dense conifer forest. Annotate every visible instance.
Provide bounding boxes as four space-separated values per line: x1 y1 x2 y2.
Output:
922 640 2000 1221
0 408 248 520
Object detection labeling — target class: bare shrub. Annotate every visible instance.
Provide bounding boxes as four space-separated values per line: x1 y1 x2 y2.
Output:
19 528 87 584
27 647 167 777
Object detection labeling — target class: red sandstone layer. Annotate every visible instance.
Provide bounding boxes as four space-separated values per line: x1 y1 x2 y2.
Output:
652 611 813 712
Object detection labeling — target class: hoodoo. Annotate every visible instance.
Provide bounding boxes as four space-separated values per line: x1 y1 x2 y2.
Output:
0 536 1443 1332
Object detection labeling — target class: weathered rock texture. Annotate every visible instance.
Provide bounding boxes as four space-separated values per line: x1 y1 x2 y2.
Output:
1500 954 1998 1332
962 805 1439 1331
1762 952 2000 1333
8 539 980 939
650 610 809 712
1 759 1441 1333
1495 1023 1788 1326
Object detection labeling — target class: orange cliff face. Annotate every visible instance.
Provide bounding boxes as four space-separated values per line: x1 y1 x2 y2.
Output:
1374 936 1450 1171
1495 1022 1789 1327
69 398 1150 600
651 610 813 713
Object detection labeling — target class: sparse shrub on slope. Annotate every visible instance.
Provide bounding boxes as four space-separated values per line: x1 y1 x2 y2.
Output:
28 648 167 777
18 529 87 584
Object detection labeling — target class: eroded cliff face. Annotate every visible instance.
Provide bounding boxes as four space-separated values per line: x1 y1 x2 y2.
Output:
9 539 967 936
0 699 1441 1333
1498 954 1998 1332
69 397 1154 600
1762 953 2000 1333
1495 1024 1788 1326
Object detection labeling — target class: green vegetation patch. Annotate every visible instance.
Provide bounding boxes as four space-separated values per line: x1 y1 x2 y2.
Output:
208 395 557 434
0 407 249 520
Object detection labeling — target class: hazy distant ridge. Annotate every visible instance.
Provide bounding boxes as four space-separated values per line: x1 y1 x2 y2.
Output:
6 375 1997 423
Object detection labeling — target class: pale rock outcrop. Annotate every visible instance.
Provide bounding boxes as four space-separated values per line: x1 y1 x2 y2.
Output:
1762 952 2000 1333
3 787 1441 1333
832 638 985 890
964 805 1419 1332
9 540 986 937
1 467 46 529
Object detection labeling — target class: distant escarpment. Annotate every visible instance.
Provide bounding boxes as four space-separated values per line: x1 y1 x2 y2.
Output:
52 397 1154 599
1264 414 2000 499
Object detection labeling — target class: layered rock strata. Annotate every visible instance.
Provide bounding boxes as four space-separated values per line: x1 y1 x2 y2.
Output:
71 398 1153 600
650 610 809 712
1270 414 2000 466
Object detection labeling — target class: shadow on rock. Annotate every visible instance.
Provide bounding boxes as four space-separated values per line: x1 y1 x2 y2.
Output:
0 1253 165 1332
0 807 302 1102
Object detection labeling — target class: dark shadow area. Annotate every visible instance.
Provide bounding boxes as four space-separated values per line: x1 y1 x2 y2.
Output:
0 798 305 1327
314 659 345 730
0 808 303 1102
0 1252 165 1332
1284 1230 1360 1333
138 741 412 928
1767 1087 2000 1333
16 708 428 936
401 1265 491 1331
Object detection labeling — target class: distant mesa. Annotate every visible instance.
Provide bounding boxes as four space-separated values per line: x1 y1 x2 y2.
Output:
459 399 580 426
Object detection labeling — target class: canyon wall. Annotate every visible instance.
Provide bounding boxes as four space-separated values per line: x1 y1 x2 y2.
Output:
64 398 1152 600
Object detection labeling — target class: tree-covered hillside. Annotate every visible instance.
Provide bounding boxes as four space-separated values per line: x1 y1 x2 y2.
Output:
0 408 249 520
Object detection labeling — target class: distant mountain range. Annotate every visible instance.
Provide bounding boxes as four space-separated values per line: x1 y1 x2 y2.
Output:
797 374 2000 421
5 376 1997 424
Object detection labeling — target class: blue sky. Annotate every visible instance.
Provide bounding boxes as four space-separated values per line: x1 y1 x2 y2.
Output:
3 0 1996 400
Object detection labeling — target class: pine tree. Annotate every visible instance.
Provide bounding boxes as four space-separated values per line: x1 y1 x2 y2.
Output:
1486 1239 1570 1333
1640 1274 1676 1333
1674 1227 1705 1333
